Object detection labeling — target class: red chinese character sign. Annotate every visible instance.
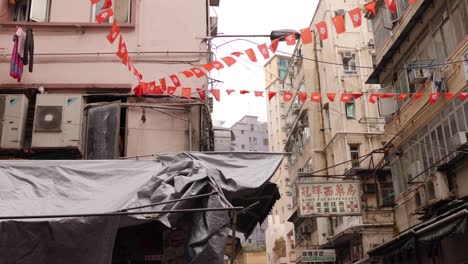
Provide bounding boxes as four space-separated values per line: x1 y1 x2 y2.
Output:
298 181 362 217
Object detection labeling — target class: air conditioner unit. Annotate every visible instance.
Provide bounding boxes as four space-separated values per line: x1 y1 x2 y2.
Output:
343 51 353 59
32 94 84 151
425 172 450 205
414 186 427 210
449 132 468 150
0 94 29 149
408 68 431 84
209 16 218 36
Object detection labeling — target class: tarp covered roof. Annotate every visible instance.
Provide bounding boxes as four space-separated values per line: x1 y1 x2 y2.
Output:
368 200 468 259
0 152 282 264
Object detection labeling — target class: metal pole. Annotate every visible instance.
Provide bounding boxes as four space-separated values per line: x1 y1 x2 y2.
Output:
0 207 244 220
230 210 238 264
118 192 218 212
189 107 193 151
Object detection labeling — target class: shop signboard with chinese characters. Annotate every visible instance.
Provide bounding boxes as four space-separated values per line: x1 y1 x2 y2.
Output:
301 249 336 262
298 181 361 217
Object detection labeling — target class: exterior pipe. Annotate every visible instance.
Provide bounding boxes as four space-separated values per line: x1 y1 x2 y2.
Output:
415 209 468 235
0 206 245 220
189 107 193 151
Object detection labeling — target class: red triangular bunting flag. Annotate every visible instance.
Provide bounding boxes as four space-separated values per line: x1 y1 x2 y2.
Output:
398 93 409 101
147 81 164 95
369 94 379 104
380 93 395 98
159 78 167 92
348 8 362 28
116 36 128 65
133 85 143 97
126 58 133 71
245 48 258 62
331 15 345 34
315 21 328 41
201 63 215 72
364 1 377 16
231 52 243 57
444 93 455 100
167 86 178 95
133 67 143 80
458 92 468 100
384 0 397 13
211 61 224 70
181 88 192 99
311 93 321 102
221 56 237 67
196 88 206 102
298 92 307 103
106 19 120 44
211 89 220 101
254 91 264 97
181 70 194 78
300 28 313 45
257 43 270 59
270 38 279 53
95 9 113 24
190 67 206 78
169 74 181 87
414 93 423 100
429 93 441 104
409 0 417 3
102 0 112 9
351 93 363 99
327 93 336 102
268 92 277 100
90 0 100 4
226 89 235 95
341 94 352 103
283 92 293 102
240 90 250 95
285 33 296 46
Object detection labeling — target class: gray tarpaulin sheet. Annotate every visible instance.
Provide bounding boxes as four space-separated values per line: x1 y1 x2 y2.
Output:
0 152 282 264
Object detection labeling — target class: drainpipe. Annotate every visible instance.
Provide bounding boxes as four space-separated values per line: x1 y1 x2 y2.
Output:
188 107 193 151
314 31 334 238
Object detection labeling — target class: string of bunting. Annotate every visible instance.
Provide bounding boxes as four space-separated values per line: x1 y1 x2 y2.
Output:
89 0 467 105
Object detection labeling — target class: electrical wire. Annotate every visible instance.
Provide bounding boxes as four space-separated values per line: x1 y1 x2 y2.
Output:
212 37 467 71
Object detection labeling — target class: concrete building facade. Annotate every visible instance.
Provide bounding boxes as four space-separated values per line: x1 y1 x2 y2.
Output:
230 115 269 152
264 55 297 264
365 0 468 263
265 1 396 263
0 0 216 159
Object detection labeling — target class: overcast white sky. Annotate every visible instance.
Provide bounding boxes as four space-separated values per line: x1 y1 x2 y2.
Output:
210 0 319 127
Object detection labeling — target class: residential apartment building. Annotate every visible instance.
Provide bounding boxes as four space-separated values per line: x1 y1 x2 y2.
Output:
365 0 468 263
213 120 235 152
264 55 297 264
230 115 269 152
0 0 216 159
265 1 395 263
230 115 269 256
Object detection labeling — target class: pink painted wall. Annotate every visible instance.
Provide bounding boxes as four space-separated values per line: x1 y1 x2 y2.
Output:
0 0 209 93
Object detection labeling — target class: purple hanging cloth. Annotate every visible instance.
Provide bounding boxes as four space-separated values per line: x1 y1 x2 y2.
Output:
10 29 24 82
